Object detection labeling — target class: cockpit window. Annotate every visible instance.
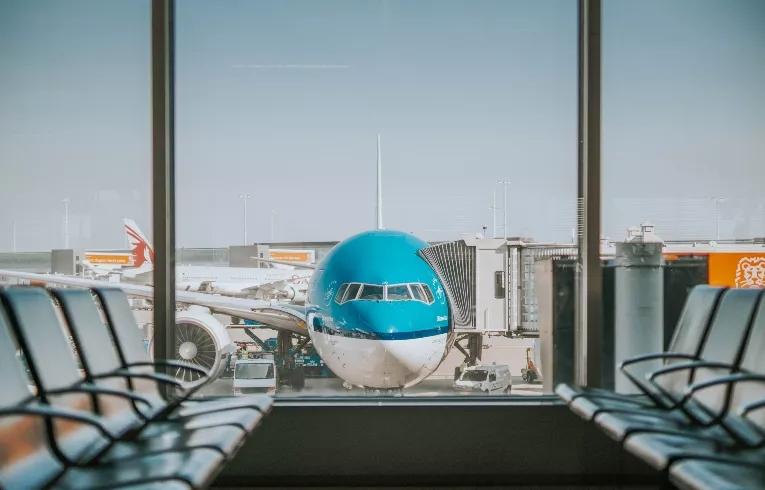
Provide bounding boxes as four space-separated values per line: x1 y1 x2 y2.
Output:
335 283 349 302
335 282 435 304
358 284 384 300
421 284 435 304
342 283 361 303
409 284 425 302
386 284 411 301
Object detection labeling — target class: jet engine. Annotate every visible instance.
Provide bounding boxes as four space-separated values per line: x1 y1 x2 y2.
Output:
173 306 235 383
283 284 307 304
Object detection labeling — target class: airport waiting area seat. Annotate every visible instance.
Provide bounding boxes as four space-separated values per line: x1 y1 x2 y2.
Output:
556 286 765 490
0 286 272 489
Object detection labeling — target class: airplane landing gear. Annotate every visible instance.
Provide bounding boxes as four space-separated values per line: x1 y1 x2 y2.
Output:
277 330 307 391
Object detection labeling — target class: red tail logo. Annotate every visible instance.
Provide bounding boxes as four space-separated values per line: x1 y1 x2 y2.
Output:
125 224 155 267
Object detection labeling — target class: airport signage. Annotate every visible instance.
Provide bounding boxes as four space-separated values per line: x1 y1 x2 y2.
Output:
708 253 765 288
269 249 315 265
663 251 765 289
84 252 133 266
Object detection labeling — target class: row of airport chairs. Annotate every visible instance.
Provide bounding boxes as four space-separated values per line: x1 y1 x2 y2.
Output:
0 287 272 489
556 286 765 490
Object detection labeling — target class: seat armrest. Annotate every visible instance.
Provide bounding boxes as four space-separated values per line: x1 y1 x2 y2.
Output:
679 372 765 407
619 352 697 370
93 369 186 389
741 394 765 419
616 354 698 408
125 360 209 377
48 383 153 411
686 373 765 397
0 404 116 441
648 360 735 382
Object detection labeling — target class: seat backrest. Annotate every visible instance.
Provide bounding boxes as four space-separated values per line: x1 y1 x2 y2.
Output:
0 288 112 464
696 288 761 368
0 296 65 489
51 288 124 377
51 288 149 433
93 288 153 366
666 285 726 360
1 288 84 393
728 292 765 433
93 288 165 402
687 288 762 415
652 285 726 398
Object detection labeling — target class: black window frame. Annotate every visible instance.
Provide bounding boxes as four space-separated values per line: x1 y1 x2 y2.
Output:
152 0 603 396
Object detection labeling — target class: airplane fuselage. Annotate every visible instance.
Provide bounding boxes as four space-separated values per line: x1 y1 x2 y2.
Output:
307 230 451 388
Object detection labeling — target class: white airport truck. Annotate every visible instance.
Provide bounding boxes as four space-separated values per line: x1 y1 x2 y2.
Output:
454 363 512 394
233 355 277 395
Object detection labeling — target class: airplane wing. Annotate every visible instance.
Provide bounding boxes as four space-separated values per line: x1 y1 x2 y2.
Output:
0 269 308 335
250 257 316 269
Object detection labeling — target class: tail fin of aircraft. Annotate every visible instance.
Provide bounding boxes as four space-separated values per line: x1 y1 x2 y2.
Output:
123 218 155 268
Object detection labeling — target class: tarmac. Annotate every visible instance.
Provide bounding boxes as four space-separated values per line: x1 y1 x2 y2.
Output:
201 375 545 398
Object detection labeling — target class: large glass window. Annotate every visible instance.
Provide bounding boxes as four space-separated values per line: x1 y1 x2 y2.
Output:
593 0 765 391
7 1 759 405
174 0 577 398
0 0 152 365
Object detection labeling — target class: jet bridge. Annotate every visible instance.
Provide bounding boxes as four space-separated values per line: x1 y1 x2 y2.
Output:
419 238 508 334
420 239 579 335
420 238 576 375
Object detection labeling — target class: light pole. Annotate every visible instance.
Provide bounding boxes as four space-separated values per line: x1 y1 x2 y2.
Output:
497 180 510 240
491 191 498 238
239 193 252 245
62 198 70 248
713 197 727 241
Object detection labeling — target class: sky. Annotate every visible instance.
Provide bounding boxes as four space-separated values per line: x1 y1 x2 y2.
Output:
0 0 763 251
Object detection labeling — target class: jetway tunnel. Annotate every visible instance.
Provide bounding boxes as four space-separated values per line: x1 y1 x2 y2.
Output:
419 238 577 379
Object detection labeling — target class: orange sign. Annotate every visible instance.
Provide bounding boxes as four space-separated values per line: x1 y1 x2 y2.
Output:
269 249 314 264
708 253 765 288
84 253 133 266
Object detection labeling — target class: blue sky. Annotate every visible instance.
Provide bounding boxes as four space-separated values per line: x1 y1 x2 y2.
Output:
1 0 763 250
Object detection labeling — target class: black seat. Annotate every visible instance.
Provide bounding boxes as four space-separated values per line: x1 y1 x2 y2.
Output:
556 285 725 420
0 291 223 490
670 458 765 490
623 290 765 472
92 287 271 420
0 287 259 466
592 288 762 443
52 287 269 435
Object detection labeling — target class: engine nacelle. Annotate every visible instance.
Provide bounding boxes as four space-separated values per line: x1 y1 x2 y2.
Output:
174 306 235 383
283 284 307 304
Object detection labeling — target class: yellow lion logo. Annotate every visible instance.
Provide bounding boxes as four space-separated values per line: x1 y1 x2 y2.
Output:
735 257 765 288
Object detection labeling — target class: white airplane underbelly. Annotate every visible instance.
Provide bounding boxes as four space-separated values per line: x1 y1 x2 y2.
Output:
309 329 448 389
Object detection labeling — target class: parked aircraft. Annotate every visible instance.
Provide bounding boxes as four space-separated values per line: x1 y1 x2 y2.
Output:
0 136 454 389
122 219 313 302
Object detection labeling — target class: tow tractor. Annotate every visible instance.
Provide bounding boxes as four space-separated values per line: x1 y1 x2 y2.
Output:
520 347 541 383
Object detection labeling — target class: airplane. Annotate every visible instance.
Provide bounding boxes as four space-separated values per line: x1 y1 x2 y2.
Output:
306 229 451 388
121 218 313 303
0 135 455 389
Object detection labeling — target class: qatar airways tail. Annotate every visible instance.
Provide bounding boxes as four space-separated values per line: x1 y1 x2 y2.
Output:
124 218 155 269
121 219 312 302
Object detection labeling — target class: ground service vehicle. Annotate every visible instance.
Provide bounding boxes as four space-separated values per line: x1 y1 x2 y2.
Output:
233 356 277 395
454 364 512 394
